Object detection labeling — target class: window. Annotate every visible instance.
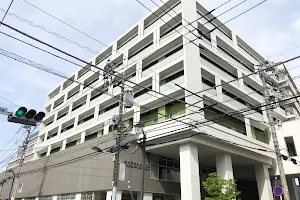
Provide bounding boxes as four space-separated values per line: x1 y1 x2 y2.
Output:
285 137 297 156
81 192 93 200
67 91 79 100
150 155 180 182
50 147 61 154
91 88 108 101
47 132 58 140
39 196 52 200
202 77 215 87
99 102 119 115
161 23 182 38
45 120 54 126
57 112 68 120
40 152 46 157
57 194 75 200
66 140 77 149
72 101 86 111
85 132 98 141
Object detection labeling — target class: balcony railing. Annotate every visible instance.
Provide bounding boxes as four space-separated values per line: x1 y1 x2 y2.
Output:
45 135 58 145
160 25 183 45
243 85 264 102
98 107 119 122
160 76 184 93
142 49 183 77
77 119 94 131
128 45 154 65
118 35 138 53
144 3 182 35
71 104 86 116
56 115 68 125
60 128 74 139
90 94 108 107
134 92 153 104
202 83 217 97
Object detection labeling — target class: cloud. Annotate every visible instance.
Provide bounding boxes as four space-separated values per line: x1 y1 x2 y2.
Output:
292 18 300 32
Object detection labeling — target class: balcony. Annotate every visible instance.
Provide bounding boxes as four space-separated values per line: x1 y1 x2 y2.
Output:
71 104 86 116
142 49 183 77
243 85 264 102
77 119 94 131
144 3 182 35
45 135 58 145
128 45 154 65
90 94 109 107
271 107 287 120
135 92 153 104
113 86 121 95
41 123 54 133
160 25 182 45
202 82 217 97
56 115 68 125
98 107 119 122
118 35 138 53
60 128 75 139
160 75 184 93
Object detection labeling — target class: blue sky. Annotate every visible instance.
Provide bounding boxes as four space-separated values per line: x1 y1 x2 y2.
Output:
0 0 299 165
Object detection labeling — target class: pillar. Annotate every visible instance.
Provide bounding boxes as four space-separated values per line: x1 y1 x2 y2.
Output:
133 107 141 125
244 118 252 138
210 32 218 52
46 145 51 156
62 139 67 150
152 74 160 93
104 120 110 135
106 190 122 200
112 42 118 58
52 196 57 200
237 70 244 87
215 77 223 101
216 153 233 180
254 164 273 200
153 28 160 49
80 131 86 144
75 193 81 200
137 193 152 200
138 21 144 39
182 0 204 122
136 60 143 80
231 32 238 49
86 93 91 107
179 143 201 200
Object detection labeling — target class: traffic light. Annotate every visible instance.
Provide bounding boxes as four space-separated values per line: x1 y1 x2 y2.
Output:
7 107 45 126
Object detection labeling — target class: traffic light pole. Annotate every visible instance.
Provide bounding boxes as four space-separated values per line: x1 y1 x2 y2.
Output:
259 65 290 200
10 126 31 200
111 79 125 200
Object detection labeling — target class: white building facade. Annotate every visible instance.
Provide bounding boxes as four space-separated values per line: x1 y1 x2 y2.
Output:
30 0 300 199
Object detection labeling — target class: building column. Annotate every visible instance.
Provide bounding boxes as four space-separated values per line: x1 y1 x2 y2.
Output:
46 145 51 156
179 143 201 200
287 177 300 200
138 21 144 39
75 193 81 200
215 76 223 101
182 0 204 122
152 73 160 93
112 42 118 59
231 32 238 49
210 32 218 52
86 93 91 107
133 107 141 126
137 193 152 200
237 70 244 87
106 190 122 200
104 120 110 135
254 164 273 200
244 118 252 138
153 28 160 49
136 60 143 81
216 153 234 180
57 125 62 138
62 139 67 150
80 131 86 144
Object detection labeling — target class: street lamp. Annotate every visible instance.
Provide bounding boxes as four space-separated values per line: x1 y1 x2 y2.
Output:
134 122 146 200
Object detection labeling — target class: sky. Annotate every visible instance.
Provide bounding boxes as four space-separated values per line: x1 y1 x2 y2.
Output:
0 0 300 165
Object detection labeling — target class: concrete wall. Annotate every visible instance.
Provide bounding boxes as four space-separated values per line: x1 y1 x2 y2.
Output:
0 135 179 199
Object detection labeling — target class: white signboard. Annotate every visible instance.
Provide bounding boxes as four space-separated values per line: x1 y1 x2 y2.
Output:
0 107 7 115
119 162 126 181
17 183 23 193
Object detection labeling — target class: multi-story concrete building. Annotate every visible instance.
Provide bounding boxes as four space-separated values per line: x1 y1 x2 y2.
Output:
1 0 300 199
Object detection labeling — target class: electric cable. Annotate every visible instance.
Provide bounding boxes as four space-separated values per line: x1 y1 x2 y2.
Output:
0 0 14 23
0 94 19 107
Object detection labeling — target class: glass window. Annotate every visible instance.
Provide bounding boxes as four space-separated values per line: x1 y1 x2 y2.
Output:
57 194 76 200
150 155 180 182
81 192 93 200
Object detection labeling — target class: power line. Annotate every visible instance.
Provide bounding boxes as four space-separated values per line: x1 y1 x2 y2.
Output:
0 95 19 107
0 0 14 23
0 7 98 54
0 125 23 160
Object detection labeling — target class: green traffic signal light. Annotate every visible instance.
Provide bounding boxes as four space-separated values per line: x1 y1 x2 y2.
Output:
15 107 27 117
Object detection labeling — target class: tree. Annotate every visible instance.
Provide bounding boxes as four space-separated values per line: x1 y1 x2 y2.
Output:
202 172 241 200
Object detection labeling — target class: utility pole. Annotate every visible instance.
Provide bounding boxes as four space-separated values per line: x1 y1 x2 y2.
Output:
112 78 125 200
260 61 290 200
10 126 31 200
